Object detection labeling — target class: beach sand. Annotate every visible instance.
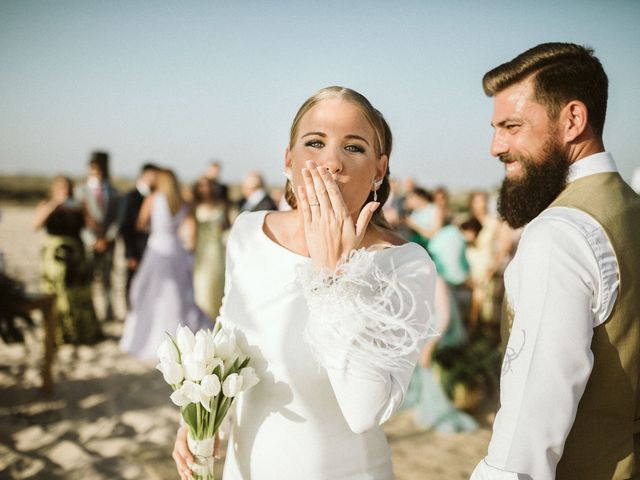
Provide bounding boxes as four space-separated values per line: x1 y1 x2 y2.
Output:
0 205 491 479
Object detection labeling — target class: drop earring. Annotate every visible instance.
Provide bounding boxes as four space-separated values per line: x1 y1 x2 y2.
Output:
283 171 293 182
372 178 383 202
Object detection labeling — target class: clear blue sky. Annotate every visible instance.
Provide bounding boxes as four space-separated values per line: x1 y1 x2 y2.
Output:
1 0 639 189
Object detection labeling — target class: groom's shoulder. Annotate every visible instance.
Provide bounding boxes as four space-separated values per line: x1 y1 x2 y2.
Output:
520 207 604 257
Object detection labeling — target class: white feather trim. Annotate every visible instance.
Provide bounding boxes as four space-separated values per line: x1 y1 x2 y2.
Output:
296 248 435 380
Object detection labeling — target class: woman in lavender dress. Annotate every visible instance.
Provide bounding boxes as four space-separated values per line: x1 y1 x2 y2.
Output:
120 169 211 362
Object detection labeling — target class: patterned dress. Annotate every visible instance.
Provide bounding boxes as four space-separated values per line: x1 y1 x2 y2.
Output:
41 202 102 344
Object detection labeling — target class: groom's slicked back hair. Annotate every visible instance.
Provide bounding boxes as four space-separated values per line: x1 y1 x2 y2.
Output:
482 42 609 137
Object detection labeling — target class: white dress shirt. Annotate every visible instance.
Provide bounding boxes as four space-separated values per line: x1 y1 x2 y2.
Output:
241 188 268 211
471 152 620 480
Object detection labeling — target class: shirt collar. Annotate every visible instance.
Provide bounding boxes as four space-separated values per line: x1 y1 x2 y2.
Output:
567 151 618 183
245 188 267 208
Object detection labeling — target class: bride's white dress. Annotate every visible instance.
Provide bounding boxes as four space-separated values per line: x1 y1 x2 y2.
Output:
220 211 435 480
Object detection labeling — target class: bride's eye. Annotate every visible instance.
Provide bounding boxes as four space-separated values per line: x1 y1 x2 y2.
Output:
345 144 365 153
305 140 324 148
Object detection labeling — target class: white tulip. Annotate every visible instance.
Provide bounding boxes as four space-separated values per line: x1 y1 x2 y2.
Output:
198 391 213 412
170 381 198 407
206 357 224 377
170 389 189 407
239 367 260 391
214 328 237 361
157 336 180 364
176 325 196 354
200 374 221 397
156 360 184 385
170 380 212 411
181 380 201 402
194 330 216 363
180 381 212 412
182 352 207 382
222 373 243 397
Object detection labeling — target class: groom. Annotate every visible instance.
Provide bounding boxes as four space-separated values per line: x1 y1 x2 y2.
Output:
471 43 640 479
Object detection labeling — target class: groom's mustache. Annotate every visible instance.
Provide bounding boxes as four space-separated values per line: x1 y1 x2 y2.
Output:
499 154 523 165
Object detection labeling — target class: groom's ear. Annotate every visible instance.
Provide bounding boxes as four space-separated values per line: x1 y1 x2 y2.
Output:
559 100 589 143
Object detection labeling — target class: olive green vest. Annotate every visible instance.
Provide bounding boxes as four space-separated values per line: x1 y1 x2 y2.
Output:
502 172 640 479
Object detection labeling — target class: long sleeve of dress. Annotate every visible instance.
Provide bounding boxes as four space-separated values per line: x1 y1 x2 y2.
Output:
296 244 436 434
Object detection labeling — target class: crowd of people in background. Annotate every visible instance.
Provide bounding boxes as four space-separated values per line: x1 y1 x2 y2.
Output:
32 148 521 431
382 177 521 432
12 42 639 479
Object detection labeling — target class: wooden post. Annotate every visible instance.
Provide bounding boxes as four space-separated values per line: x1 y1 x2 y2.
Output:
21 293 57 394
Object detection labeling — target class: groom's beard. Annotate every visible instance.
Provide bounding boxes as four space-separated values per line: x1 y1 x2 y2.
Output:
497 138 570 229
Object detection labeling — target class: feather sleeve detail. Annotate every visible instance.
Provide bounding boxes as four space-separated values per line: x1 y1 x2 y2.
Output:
296 247 435 379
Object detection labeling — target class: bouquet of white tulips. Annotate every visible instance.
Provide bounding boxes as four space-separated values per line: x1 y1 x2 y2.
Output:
157 323 259 480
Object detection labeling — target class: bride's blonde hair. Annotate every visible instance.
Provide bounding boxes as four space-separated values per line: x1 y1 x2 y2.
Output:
284 86 393 230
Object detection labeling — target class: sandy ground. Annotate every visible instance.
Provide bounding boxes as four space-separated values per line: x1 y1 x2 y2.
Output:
0 205 492 479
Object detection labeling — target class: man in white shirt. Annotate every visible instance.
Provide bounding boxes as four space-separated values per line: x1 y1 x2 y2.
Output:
471 43 640 479
76 151 120 321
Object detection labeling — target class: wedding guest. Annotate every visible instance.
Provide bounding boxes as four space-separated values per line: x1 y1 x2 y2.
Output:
460 217 483 246
471 43 640 480
400 176 416 212
238 171 277 212
75 151 119 321
428 220 472 332
192 176 229 320
428 222 469 288
467 192 499 271
118 163 159 305
204 160 229 203
404 187 444 249
433 186 453 225
382 177 401 226
465 191 500 330
392 176 416 239
119 169 210 362
173 86 435 480
402 277 477 433
33 176 102 344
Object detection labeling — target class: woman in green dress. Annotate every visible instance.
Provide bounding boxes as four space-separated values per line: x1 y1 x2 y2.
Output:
191 177 229 321
33 176 102 344
402 276 478 432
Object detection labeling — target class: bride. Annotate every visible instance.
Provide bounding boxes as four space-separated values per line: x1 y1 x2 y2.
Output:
173 86 436 480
